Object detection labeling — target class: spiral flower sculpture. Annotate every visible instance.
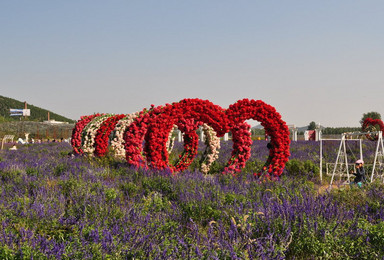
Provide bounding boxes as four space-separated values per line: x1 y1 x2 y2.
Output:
71 98 290 176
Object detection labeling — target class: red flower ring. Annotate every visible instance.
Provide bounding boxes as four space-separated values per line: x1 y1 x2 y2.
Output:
223 121 253 174
144 98 230 172
71 114 101 154
81 114 113 154
123 105 169 168
226 99 291 176
162 117 201 172
149 117 201 172
94 114 127 157
362 118 384 141
169 128 199 172
124 104 202 171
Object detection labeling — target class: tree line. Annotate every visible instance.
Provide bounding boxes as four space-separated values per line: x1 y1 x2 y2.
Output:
307 111 382 135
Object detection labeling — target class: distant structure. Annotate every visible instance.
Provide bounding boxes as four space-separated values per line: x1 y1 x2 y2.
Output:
304 124 321 141
43 112 69 124
288 124 298 141
304 130 316 140
43 119 69 125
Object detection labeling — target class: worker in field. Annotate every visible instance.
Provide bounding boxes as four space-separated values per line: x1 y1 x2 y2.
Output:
351 159 366 187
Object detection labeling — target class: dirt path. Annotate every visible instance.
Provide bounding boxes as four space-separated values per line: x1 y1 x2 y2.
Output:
316 184 341 194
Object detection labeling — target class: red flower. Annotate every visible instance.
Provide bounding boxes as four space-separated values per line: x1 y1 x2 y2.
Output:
94 114 126 157
71 114 101 154
72 98 291 179
362 118 384 141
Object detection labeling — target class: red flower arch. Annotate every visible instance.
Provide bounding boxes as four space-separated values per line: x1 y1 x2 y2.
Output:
362 118 384 141
123 103 210 171
71 114 101 154
94 114 127 157
144 98 231 172
226 99 291 176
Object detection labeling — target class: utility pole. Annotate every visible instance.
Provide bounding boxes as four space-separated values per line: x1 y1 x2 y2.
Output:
24 102 27 119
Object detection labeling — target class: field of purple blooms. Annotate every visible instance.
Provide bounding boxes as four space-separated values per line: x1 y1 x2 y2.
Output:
1 141 384 259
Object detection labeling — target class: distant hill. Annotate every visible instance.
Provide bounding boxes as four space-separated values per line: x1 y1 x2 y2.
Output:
0 95 74 123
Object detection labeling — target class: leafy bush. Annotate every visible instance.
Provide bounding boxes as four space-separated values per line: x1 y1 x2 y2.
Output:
285 159 319 177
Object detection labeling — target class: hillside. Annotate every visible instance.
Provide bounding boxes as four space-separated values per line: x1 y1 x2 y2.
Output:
0 95 74 123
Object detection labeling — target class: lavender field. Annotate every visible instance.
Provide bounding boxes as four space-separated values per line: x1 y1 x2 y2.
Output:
1 141 384 259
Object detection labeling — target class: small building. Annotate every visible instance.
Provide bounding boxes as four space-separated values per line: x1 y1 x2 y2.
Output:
43 119 69 125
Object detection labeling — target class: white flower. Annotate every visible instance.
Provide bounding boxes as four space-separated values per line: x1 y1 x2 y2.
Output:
110 112 139 159
200 124 220 174
82 114 113 156
166 125 177 154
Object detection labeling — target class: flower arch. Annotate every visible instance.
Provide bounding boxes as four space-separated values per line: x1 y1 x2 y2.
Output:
226 99 291 176
82 114 113 155
362 118 384 141
123 103 209 171
144 98 231 172
71 114 102 154
123 105 169 168
110 113 140 159
200 123 221 174
94 114 127 157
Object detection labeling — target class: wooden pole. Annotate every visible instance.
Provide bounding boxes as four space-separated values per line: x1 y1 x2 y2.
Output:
320 139 323 183
24 101 27 120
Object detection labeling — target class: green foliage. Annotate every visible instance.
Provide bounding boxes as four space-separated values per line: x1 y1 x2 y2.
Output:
142 191 170 213
59 177 80 197
366 221 384 253
53 162 69 176
180 201 222 225
141 175 178 201
308 121 317 130
105 187 118 202
285 159 319 176
0 168 23 183
322 127 361 135
26 166 39 176
205 160 225 174
360 111 382 126
251 127 265 136
224 192 247 205
120 182 139 197
242 159 264 174
0 245 15 259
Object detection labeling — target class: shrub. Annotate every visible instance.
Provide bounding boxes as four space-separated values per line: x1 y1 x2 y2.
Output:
285 159 319 177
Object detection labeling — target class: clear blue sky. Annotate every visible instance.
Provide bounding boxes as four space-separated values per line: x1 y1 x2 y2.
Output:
1 1 383 127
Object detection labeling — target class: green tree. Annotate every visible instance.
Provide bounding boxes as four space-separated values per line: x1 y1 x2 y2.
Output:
360 112 381 126
307 121 317 130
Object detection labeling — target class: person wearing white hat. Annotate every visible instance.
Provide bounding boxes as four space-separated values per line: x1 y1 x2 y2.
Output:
351 159 366 187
